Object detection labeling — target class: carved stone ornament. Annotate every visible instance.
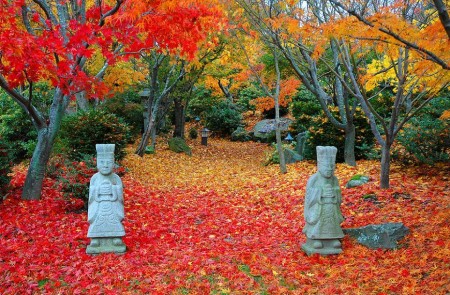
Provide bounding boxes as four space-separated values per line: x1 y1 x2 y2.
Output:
302 146 344 255
86 144 126 254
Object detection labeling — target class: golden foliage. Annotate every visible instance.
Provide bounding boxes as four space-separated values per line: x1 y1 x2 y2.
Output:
440 110 450 120
103 61 147 93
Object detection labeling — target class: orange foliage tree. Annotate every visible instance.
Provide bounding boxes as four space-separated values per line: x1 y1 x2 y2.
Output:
322 0 450 188
202 34 254 103
250 76 300 112
236 0 368 167
236 0 449 187
328 0 450 70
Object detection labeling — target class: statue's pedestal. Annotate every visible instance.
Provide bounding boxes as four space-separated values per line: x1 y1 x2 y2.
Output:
302 238 342 256
86 237 126 254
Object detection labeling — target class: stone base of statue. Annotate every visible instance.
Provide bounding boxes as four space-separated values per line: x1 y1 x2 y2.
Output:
86 237 126 254
301 238 342 256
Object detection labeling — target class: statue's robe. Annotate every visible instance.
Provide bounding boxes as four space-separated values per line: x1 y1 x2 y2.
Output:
303 173 344 240
87 172 125 238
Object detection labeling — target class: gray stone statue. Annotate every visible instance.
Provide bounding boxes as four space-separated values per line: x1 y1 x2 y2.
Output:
86 144 126 254
302 146 344 255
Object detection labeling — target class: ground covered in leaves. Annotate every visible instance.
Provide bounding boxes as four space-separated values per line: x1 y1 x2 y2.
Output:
1 138 449 294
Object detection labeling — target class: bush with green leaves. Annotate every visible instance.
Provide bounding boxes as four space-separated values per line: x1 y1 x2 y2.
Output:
291 89 322 132
292 92 375 162
100 90 144 137
188 127 198 139
0 91 38 163
0 137 11 199
236 84 263 112
305 108 374 162
397 97 450 164
60 109 131 161
204 100 243 136
0 107 37 163
187 85 221 119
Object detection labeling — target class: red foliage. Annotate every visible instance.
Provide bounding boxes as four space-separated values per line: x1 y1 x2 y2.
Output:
0 0 225 100
1 140 449 293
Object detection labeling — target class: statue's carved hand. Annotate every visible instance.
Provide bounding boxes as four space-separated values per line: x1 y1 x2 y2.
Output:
323 184 333 197
100 182 112 195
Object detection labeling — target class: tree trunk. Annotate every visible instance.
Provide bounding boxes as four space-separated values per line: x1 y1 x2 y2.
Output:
344 123 356 166
173 98 185 139
380 142 391 189
22 90 66 200
151 124 157 148
433 0 450 39
21 128 55 200
76 91 89 111
135 118 155 157
218 80 233 103
275 124 287 174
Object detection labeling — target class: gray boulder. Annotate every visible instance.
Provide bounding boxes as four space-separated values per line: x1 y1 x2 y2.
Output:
252 118 292 143
344 223 409 249
231 127 251 142
346 175 370 188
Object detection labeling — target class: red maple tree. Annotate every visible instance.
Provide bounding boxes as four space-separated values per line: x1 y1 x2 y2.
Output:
0 0 225 200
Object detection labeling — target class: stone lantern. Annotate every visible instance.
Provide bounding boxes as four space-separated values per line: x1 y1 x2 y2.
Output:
201 128 210 146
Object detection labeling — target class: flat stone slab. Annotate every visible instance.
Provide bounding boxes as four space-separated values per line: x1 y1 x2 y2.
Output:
344 223 409 249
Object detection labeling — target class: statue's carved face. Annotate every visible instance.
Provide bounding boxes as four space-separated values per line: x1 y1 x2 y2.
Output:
97 157 114 175
318 161 335 178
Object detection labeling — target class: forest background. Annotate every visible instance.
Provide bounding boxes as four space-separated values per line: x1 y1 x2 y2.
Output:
0 0 449 293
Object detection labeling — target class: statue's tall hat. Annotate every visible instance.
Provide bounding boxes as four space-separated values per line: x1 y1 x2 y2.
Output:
96 144 115 158
316 146 337 163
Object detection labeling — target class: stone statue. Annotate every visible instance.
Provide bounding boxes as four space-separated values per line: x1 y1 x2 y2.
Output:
86 144 126 254
302 146 344 255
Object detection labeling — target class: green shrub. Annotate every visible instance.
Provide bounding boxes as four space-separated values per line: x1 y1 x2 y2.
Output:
236 85 262 112
396 96 450 164
100 90 144 137
188 127 198 139
0 137 11 199
305 107 374 162
397 116 449 164
204 101 243 136
0 83 53 163
187 86 221 119
60 109 131 161
292 94 375 162
291 91 322 132
0 105 37 163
